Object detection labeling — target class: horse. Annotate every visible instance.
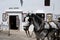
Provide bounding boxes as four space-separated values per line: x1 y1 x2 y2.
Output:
30 14 50 40
23 17 30 37
23 14 32 37
27 14 50 40
24 13 59 40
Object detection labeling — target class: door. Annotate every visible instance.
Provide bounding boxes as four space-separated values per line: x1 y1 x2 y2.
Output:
9 15 18 30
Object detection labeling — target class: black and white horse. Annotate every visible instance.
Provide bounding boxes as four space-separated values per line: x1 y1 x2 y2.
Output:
24 13 59 40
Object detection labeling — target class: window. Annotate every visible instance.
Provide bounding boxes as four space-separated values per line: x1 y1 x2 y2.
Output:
36 13 45 20
45 0 50 6
46 13 53 22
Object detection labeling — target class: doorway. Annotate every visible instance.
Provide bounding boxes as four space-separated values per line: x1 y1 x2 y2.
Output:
9 15 18 30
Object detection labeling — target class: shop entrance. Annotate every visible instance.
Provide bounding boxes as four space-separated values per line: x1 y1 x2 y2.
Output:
9 15 18 30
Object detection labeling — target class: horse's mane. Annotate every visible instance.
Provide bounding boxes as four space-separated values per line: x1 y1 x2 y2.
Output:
31 14 43 25
30 14 45 32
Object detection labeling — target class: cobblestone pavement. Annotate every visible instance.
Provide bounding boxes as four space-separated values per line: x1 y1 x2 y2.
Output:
0 30 36 40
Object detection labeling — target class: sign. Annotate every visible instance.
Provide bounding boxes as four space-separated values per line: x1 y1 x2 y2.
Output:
2 13 8 22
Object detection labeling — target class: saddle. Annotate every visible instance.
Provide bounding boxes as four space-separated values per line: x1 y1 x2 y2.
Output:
38 22 58 38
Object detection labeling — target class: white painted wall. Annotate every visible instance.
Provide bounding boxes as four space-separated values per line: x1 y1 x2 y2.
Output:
0 0 60 31
1 12 23 31
8 13 22 31
0 0 60 20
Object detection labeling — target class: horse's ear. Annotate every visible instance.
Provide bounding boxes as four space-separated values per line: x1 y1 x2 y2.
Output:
31 14 34 16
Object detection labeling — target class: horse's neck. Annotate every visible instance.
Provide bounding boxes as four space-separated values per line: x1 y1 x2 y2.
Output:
32 17 39 26
32 17 45 31
32 17 41 31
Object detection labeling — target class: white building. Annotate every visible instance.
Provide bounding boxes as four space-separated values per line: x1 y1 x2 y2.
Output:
0 0 60 31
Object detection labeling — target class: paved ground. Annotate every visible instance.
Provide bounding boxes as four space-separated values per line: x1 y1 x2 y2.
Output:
0 30 36 40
